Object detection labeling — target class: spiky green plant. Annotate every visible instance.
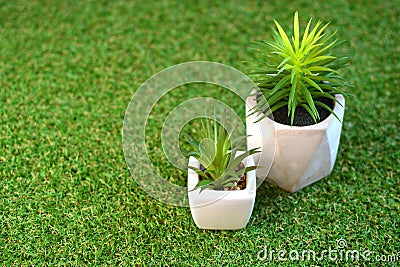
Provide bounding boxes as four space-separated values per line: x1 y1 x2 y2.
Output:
249 12 350 125
185 112 259 192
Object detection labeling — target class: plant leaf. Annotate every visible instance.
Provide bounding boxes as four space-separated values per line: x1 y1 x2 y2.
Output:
315 101 341 122
274 20 295 55
293 11 300 51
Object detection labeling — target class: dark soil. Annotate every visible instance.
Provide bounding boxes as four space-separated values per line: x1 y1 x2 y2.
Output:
260 96 335 126
200 163 246 190
234 162 246 190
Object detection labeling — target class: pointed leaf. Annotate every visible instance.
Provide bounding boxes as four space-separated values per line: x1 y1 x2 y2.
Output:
303 76 323 92
274 20 294 55
294 11 300 51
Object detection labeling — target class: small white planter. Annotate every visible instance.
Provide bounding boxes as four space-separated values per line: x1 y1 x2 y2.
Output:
246 94 345 193
187 152 256 230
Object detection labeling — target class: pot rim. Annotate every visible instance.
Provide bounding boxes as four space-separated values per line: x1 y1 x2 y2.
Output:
247 93 345 130
188 151 256 201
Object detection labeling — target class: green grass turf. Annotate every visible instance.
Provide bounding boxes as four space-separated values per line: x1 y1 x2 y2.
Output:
1 0 399 266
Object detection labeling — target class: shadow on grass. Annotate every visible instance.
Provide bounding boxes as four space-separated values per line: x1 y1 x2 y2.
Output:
248 181 291 226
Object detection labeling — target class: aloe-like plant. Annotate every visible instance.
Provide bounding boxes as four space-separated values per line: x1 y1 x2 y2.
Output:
185 112 259 192
249 12 350 125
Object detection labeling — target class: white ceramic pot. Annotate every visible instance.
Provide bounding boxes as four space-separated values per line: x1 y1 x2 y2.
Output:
187 152 256 230
246 94 345 193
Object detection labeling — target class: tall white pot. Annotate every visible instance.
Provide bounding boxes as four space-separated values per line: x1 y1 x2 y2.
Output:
246 94 345 192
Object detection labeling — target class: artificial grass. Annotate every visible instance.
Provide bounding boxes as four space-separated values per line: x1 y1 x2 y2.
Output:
0 0 399 266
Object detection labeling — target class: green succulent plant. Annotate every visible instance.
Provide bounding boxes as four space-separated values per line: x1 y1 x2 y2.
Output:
249 12 351 125
185 111 259 192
